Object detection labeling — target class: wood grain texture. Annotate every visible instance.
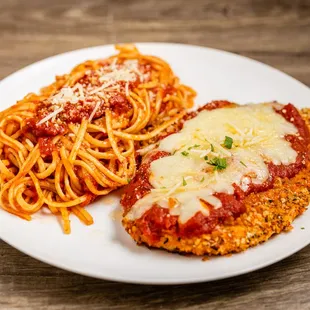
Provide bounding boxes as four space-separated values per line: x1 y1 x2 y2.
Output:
1 0 310 309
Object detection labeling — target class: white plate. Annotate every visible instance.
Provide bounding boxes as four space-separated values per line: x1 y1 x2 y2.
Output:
0 43 310 285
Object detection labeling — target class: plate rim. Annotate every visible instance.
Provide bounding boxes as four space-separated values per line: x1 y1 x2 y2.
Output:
1 229 310 285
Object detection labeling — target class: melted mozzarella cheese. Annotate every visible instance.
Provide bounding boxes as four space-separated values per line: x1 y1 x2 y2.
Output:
125 103 298 223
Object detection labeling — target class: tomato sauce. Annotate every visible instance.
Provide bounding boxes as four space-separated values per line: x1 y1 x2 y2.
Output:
121 101 310 241
121 151 169 213
197 100 235 111
109 93 131 114
38 137 56 157
162 85 176 98
25 118 66 137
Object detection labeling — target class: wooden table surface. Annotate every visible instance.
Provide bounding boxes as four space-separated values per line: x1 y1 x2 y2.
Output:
1 0 310 309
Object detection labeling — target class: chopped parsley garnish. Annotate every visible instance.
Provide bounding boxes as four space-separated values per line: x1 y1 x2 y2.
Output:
182 177 187 186
200 177 205 182
207 157 227 171
160 186 166 189
204 155 209 161
224 136 233 149
301 227 305 230
188 144 200 150
127 178 131 184
240 160 247 167
181 151 189 156
210 144 215 152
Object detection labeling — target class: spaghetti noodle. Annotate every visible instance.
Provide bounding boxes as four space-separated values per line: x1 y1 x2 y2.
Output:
0 44 196 233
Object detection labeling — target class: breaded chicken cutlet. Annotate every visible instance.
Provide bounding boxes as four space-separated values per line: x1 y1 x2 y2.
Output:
121 101 310 256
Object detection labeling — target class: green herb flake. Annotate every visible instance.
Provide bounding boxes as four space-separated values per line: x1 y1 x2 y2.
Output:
160 186 166 189
240 160 247 167
207 157 227 171
181 151 189 156
127 178 131 184
210 144 215 152
224 136 233 149
182 177 187 186
301 227 305 230
188 144 200 150
200 177 205 183
204 155 209 161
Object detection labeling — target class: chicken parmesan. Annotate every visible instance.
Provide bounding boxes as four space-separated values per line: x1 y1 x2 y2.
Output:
121 101 310 256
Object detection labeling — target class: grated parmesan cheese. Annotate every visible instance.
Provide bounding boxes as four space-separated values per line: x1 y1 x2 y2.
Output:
50 87 80 105
88 101 102 123
125 82 129 97
37 107 64 125
37 56 144 125
88 81 115 95
99 69 136 83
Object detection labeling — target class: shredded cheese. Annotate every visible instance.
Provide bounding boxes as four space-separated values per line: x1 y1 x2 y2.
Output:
88 101 102 123
99 68 136 83
38 57 144 125
125 82 129 97
37 107 64 125
72 83 85 100
88 81 115 95
110 57 117 70
50 87 80 105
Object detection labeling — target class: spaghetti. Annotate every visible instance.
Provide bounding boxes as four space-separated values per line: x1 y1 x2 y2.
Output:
0 44 196 233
